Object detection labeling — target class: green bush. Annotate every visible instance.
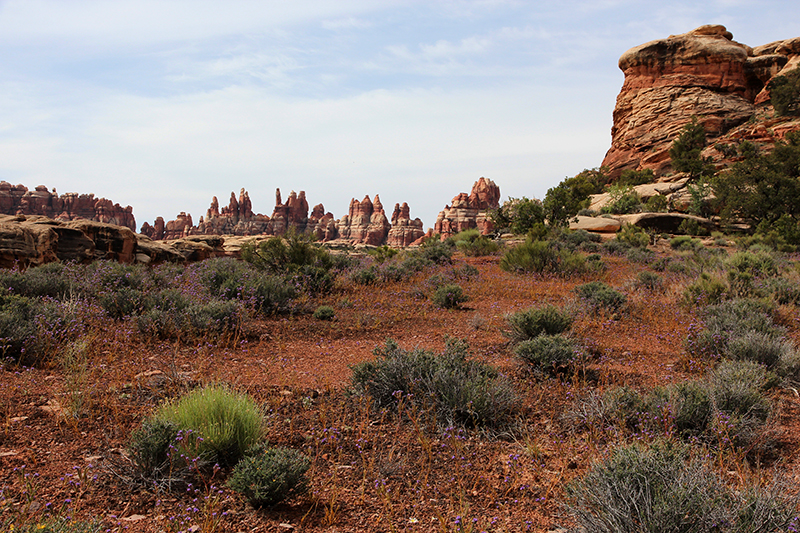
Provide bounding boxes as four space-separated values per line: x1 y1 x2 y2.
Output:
367 245 398 263
513 334 584 374
769 67 800 116
616 224 649 248
634 271 663 291
128 418 180 477
543 168 607 227
0 262 76 299
600 185 641 215
643 193 668 213
504 304 573 343
313 305 335 321
227 446 310 507
565 440 799 533
489 197 546 234
0 293 84 365
145 385 264 467
574 281 626 313
350 339 519 430
500 239 586 276
452 229 501 256
431 284 468 309
683 272 728 306
670 235 703 250
618 168 655 186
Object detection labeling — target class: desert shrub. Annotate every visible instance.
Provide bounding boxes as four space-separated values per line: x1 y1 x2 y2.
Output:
227 446 310 508
431 284 468 309
189 259 296 314
600 185 641 215
565 439 799 533
769 67 800 117
634 271 663 291
683 272 728 306
367 245 398 263
0 294 84 365
644 193 668 212
670 235 703 250
725 250 778 278
766 276 800 305
513 334 584 374
98 287 144 319
128 418 181 478
616 224 650 248
0 518 103 532
77 261 151 296
687 299 785 363
500 239 586 276
489 197 546 234
313 305 335 321
543 168 607 227
0 262 76 299
626 247 656 265
599 238 631 256
725 330 794 369
350 339 519 430
147 385 264 467
670 117 715 179
618 168 655 186
574 281 626 312
504 304 573 343
552 228 602 250
669 381 713 437
453 229 501 256
416 238 454 264
350 265 379 285
185 300 242 333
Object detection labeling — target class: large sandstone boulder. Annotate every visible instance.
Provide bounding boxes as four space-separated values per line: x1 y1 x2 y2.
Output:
602 25 800 178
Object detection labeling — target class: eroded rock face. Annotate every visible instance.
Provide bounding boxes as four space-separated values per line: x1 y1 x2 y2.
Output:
335 195 391 246
434 178 500 239
387 202 426 248
0 182 136 231
602 25 800 178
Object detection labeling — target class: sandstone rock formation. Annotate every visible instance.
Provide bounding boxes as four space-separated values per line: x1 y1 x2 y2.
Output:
334 195 391 246
387 203 426 248
0 215 137 268
434 178 500 239
0 182 136 231
603 25 800 178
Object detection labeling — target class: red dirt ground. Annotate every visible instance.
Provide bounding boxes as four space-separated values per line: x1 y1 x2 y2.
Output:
2 252 799 532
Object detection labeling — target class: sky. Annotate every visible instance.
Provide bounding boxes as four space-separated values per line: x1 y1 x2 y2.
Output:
1 0 799 231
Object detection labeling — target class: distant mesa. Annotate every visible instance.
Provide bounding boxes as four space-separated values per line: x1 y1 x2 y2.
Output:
603 24 800 178
0 181 136 231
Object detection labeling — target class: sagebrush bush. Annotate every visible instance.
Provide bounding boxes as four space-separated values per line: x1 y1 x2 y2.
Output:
451 229 501 256
634 271 663 291
128 418 180 477
227 446 310 507
565 440 799 533
147 385 264 467
504 304 573 342
313 305 335 321
513 334 584 374
431 284 468 309
616 224 650 248
500 239 586 275
350 339 519 430
670 235 703 251
574 281 626 312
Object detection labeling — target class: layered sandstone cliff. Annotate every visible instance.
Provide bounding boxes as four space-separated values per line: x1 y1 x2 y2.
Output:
602 25 800 178
0 182 136 231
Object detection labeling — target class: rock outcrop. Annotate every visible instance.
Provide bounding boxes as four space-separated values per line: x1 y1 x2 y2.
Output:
603 25 800 178
334 195 391 246
387 203 426 248
0 182 136 231
434 178 500 239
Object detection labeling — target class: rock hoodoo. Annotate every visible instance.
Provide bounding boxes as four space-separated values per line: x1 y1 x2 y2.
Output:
434 177 500 239
0 182 136 231
603 25 800 178
387 203 426 248
334 195 391 246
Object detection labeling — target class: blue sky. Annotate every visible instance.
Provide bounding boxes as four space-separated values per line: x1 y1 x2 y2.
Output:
1 0 798 231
